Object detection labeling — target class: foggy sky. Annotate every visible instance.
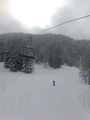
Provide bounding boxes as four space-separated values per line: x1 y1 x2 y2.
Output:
0 0 90 39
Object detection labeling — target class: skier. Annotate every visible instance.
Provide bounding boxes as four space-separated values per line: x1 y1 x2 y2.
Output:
53 80 55 86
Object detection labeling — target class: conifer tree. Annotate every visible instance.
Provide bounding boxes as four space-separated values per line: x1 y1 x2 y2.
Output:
48 43 62 68
21 59 33 73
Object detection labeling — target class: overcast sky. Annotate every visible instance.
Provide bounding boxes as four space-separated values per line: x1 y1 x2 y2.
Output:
0 0 90 39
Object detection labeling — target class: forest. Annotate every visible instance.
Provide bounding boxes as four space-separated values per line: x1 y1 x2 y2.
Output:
0 33 90 84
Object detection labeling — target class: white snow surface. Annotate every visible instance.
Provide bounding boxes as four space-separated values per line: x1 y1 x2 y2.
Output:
0 63 90 120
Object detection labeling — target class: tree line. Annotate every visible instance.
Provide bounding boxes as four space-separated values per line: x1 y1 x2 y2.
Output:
0 33 90 84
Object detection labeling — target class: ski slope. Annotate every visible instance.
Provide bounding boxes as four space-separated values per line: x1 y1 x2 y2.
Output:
0 63 90 120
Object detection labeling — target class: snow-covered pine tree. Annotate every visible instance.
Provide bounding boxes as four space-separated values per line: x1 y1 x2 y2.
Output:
4 51 11 68
21 59 33 73
47 42 62 69
9 56 23 72
49 55 62 68
80 54 90 85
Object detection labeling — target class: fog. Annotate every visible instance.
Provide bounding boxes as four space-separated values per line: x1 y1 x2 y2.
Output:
0 0 90 39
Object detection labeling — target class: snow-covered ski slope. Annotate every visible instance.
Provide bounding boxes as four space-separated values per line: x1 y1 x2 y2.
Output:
0 63 90 120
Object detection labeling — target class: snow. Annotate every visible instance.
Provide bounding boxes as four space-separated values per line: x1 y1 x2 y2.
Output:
0 63 90 120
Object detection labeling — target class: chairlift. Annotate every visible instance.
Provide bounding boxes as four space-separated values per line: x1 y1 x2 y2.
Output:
3 51 10 55
19 36 35 59
19 54 35 59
